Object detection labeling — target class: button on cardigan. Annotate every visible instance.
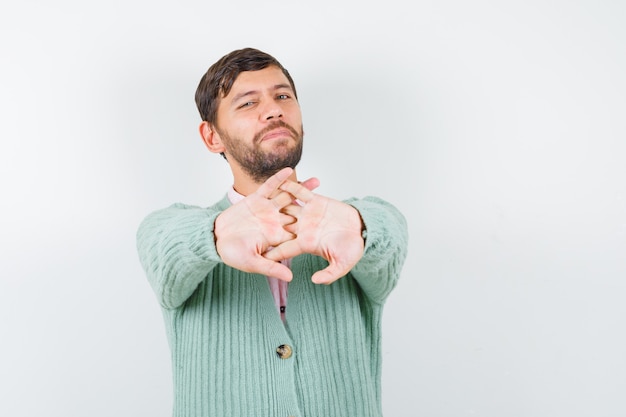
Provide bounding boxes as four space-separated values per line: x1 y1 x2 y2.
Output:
136 195 408 417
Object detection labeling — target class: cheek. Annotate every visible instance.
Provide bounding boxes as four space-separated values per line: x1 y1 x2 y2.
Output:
230 116 258 135
220 117 255 141
287 107 303 126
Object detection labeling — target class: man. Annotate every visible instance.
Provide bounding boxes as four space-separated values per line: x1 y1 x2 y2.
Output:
137 47 408 417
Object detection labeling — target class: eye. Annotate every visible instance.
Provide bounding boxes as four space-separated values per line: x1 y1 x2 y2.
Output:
277 94 290 100
238 101 255 109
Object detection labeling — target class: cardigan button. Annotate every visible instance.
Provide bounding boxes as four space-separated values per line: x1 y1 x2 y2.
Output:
276 344 293 359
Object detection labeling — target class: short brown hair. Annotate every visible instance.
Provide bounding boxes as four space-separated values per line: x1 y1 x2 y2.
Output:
195 48 298 123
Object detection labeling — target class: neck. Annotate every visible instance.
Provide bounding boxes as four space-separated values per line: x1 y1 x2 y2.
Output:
231 166 298 196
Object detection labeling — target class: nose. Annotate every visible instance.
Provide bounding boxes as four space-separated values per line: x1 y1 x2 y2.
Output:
262 100 283 121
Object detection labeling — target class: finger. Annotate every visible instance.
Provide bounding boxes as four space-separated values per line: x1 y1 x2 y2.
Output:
269 176 319 199
271 190 296 209
256 167 294 198
299 177 320 192
264 239 302 262
248 255 293 282
279 213 296 226
266 229 296 248
281 204 302 217
283 222 296 234
311 263 348 285
279 180 315 203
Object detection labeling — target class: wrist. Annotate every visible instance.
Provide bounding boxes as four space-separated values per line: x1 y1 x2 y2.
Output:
354 208 367 242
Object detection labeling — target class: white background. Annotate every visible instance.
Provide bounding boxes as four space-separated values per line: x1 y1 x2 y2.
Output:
1 1 625 416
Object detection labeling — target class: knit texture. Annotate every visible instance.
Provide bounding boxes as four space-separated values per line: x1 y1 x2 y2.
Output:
136 195 408 417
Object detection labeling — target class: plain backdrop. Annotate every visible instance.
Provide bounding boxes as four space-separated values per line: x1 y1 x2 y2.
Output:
1 1 625 416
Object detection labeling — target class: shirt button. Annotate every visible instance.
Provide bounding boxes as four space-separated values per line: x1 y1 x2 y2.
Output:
276 344 293 359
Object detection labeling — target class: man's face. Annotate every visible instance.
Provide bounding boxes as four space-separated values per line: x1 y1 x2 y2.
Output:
214 66 303 183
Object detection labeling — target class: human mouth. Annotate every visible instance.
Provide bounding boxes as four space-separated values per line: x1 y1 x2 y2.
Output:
260 128 292 142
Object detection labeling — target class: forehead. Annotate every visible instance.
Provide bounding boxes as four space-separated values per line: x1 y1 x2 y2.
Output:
226 66 292 97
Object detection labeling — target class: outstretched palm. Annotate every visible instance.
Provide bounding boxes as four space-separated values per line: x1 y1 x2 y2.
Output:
264 180 365 284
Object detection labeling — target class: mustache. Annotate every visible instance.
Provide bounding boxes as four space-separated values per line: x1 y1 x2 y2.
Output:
254 120 300 143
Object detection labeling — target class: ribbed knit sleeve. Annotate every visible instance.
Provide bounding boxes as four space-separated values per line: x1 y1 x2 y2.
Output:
136 198 229 309
347 196 409 304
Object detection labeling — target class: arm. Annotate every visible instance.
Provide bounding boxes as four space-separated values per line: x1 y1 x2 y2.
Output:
136 202 224 309
264 181 408 302
347 196 409 304
136 168 316 308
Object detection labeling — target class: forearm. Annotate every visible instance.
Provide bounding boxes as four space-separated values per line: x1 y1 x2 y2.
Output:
136 202 223 309
347 197 409 303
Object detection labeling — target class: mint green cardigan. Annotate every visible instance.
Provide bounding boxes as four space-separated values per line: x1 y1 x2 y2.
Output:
136 195 408 417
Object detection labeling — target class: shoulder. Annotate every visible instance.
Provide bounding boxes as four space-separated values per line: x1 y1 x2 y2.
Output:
343 196 406 223
147 195 231 216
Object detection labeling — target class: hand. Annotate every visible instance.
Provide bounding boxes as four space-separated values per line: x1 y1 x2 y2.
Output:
214 168 320 282
264 180 365 285
215 167 296 281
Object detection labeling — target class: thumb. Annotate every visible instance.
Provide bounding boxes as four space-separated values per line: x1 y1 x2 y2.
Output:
248 256 294 282
311 263 346 285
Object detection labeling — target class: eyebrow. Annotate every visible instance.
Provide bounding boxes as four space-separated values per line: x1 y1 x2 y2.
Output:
230 83 293 104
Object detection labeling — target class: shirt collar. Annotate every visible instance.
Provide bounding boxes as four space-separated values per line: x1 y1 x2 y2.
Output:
227 186 244 205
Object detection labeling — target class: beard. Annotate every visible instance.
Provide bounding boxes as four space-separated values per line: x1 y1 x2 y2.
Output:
216 120 304 183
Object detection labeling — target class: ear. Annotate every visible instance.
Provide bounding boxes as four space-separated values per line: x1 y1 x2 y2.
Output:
199 121 225 154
